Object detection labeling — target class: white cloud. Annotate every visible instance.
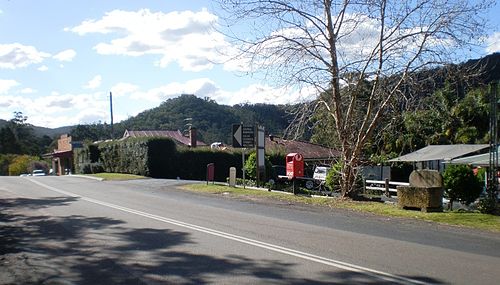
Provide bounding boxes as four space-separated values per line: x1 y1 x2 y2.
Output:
0 43 50 69
38 65 48 71
0 79 19 94
126 77 314 105
84 75 102 89
486 32 500 53
67 8 229 72
110 82 139 97
53 49 77 62
20 88 36 94
129 78 219 102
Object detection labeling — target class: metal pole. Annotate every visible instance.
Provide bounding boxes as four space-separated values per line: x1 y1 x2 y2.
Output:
488 82 499 199
109 92 114 140
242 148 246 189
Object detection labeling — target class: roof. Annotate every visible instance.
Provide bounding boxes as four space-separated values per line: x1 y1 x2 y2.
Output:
448 146 500 166
389 144 489 162
266 136 340 160
123 130 207 146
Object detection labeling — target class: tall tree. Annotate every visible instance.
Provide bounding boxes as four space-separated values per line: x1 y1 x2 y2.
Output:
217 0 493 197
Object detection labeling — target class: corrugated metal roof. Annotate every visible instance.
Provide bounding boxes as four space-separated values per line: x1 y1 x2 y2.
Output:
389 144 489 162
266 137 340 160
123 130 207 146
448 146 500 166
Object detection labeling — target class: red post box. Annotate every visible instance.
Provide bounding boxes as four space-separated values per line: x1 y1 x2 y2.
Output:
286 153 304 179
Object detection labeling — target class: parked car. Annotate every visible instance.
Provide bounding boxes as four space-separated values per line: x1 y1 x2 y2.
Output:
32 169 46 176
313 166 330 182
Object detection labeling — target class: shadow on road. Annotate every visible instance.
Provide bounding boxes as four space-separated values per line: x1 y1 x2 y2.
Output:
0 196 445 284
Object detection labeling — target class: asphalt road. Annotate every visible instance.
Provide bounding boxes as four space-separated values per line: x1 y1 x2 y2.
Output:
0 176 499 284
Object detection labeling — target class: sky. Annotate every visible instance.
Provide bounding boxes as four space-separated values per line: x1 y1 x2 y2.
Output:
0 1 499 128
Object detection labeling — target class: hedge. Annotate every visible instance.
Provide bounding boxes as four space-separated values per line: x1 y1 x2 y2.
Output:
75 138 246 181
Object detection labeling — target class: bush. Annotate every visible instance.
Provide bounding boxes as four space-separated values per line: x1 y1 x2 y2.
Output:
244 152 272 181
477 196 497 214
27 160 49 174
81 163 104 174
325 161 341 192
8 155 39 176
443 165 482 205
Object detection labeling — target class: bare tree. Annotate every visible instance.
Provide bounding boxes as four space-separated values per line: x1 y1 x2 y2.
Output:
217 0 493 197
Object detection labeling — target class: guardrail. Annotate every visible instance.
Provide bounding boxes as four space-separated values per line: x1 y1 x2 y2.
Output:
365 179 410 196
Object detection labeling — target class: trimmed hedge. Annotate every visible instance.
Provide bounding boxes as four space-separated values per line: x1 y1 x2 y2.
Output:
174 147 242 181
75 138 246 181
97 138 177 177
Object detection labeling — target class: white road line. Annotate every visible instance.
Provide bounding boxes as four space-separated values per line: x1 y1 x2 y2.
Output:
28 178 429 285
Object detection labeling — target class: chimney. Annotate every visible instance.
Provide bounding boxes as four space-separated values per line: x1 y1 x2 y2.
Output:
189 127 197 148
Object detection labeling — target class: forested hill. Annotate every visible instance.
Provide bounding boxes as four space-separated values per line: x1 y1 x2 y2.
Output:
116 95 294 144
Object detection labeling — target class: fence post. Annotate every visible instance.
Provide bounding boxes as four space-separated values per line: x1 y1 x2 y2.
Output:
385 178 391 197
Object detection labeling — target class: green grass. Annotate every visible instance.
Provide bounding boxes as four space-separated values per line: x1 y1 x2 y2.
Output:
88 173 147 181
182 184 500 232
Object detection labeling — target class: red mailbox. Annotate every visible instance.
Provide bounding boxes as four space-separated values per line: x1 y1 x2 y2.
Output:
286 153 304 179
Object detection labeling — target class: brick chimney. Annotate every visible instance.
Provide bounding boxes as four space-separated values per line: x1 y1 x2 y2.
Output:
189 127 197 148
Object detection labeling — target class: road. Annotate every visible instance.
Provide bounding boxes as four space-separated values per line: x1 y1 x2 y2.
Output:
0 176 499 284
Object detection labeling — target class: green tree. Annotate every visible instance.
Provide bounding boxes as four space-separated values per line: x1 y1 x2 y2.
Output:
0 126 22 154
0 154 16 175
443 165 482 208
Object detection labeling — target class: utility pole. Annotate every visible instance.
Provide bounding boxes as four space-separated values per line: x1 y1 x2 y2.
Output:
110 91 114 140
488 82 498 199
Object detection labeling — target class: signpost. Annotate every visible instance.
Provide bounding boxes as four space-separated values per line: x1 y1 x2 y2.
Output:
256 125 265 186
232 124 255 148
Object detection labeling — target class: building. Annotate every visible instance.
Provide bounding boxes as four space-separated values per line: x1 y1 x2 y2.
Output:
44 134 82 175
265 135 340 163
122 127 207 147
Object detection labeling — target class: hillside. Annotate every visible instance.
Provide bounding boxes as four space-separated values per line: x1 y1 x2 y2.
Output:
0 118 72 138
116 95 294 144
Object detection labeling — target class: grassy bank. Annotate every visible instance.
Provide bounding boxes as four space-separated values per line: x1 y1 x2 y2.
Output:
182 184 500 232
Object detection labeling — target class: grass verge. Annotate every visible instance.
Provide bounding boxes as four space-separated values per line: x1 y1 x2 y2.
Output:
87 173 147 181
182 183 500 232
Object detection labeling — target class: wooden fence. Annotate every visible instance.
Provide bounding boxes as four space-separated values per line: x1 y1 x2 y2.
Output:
365 179 410 196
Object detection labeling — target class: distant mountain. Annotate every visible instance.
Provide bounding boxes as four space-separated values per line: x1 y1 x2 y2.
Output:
31 125 74 138
116 94 295 144
0 118 72 138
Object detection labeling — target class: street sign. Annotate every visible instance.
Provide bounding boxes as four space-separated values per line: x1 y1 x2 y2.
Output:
232 124 255 148
232 124 242 147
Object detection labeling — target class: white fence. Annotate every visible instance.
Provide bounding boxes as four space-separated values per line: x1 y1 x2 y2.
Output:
365 179 410 196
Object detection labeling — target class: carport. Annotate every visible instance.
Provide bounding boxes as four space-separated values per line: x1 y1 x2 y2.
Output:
389 144 489 172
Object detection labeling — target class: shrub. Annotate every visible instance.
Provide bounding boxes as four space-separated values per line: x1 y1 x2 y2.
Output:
244 152 273 182
27 160 49 174
477 195 497 214
8 155 38 176
81 163 104 174
325 161 342 192
443 165 482 206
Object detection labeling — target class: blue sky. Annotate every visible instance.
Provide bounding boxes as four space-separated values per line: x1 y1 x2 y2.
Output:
0 1 499 128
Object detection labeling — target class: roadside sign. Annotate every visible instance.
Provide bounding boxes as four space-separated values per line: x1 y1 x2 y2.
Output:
232 124 255 148
232 124 242 147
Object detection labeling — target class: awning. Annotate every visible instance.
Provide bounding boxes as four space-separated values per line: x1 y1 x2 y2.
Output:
448 146 500 166
389 144 489 162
